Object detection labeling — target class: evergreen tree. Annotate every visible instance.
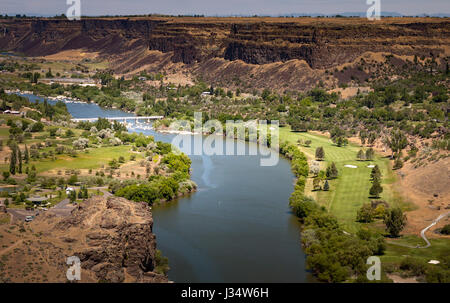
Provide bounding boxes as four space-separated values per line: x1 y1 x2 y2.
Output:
326 162 339 179
9 146 16 175
369 178 383 198
24 144 29 164
365 148 375 161
18 148 22 174
370 165 381 181
357 149 365 161
69 190 76 203
323 180 330 191
315 146 325 160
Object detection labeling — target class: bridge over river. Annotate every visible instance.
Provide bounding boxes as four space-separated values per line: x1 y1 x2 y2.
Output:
71 116 164 122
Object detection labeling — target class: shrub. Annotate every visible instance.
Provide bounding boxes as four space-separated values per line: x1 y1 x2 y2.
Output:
400 257 427 276
356 203 374 223
441 224 450 235
73 138 89 150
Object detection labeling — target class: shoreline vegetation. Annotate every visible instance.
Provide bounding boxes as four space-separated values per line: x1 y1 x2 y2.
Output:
0 52 448 283
280 141 390 282
1 90 448 283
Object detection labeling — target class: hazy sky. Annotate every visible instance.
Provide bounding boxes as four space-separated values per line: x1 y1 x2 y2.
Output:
1 0 449 16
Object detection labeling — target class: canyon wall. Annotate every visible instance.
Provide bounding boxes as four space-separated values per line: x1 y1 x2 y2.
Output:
0 17 449 90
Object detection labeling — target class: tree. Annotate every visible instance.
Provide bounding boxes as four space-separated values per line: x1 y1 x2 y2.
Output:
9 146 16 175
315 147 325 160
441 224 450 235
357 149 365 161
83 187 89 199
367 133 376 146
310 160 320 176
68 174 78 185
313 177 322 191
365 148 374 161
393 158 403 170
17 148 22 174
385 130 408 159
24 144 29 164
370 165 381 181
69 190 77 203
326 162 338 179
357 203 374 223
384 208 407 237
359 131 367 145
369 178 383 198
31 72 40 83
323 180 330 191
290 195 320 219
334 136 348 147
2 171 10 180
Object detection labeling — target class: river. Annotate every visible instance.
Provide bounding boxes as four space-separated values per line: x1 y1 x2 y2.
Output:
16 93 309 283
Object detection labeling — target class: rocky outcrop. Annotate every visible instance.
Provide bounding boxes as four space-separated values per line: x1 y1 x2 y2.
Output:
53 196 167 283
0 196 168 283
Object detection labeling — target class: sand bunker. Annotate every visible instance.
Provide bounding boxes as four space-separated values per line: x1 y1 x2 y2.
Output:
367 165 375 168
344 165 358 168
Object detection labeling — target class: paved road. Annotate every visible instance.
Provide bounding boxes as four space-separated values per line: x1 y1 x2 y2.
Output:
90 187 113 197
52 198 71 209
7 208 39 223
6 188 112 222
48 198 75 217
387 211 450 249
7 198 75 222
419 211 450 248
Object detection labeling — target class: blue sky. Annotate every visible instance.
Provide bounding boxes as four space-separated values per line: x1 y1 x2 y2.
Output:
1 0 449 16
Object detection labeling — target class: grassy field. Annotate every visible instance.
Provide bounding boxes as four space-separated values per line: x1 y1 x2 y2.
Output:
279 126 404 233
382 236 450 264
0 145 140 173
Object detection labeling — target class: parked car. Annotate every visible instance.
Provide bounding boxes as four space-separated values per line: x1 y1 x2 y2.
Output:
25 216 34 222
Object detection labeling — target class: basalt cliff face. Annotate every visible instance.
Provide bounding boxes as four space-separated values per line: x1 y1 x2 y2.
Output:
0 17 449 90
0 196 168 283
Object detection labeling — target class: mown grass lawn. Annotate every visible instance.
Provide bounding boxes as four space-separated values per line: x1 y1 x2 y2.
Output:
0 145 138 173
382 236 450 265
279 126 402 233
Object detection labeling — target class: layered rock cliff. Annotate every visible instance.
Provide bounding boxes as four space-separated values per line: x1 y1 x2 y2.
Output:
0 17 449 90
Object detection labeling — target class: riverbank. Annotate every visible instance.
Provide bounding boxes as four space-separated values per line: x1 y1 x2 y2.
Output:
0 90 308 282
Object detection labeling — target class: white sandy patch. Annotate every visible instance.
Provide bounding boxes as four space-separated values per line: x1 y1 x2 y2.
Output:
344 165 358 168
367 165 375 168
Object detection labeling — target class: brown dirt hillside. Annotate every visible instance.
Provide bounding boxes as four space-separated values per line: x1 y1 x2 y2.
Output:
398 157 450 236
